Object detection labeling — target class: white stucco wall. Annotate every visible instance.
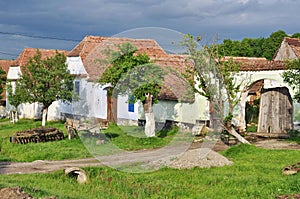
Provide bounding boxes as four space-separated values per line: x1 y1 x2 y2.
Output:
236 70 300 129
117 95 139 124
133 93 209 125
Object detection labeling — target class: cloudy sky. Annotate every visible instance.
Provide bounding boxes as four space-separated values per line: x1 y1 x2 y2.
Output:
0 0 299 59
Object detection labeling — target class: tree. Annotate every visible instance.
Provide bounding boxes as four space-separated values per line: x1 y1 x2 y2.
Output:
282 58 300 103
0 68 6 100
98 42 165 137
15 49 75 126
262 30 287 60
7 81 23 123
181 34 250 144
115 64 165 137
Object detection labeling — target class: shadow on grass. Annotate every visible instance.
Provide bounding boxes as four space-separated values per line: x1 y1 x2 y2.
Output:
104 133 120 139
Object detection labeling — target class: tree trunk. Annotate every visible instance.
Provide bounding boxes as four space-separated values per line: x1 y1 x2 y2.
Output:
143 93 155 137
10 110 18 124
42 107 48 127
226 126 250 144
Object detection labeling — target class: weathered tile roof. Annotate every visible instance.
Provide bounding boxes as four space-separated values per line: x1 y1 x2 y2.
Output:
70 35 194 102
284 37 300 58
16 48 68 67
0 60 16 100
69 36 169 81
0 59 15 73
1 48 68 101
155 55 194 102
224 57 286 71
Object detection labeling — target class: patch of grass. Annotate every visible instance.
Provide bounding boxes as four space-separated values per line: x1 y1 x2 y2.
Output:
101 123 183 151
0 144 299 198
0 119 186 161
288 130 300 144
0 119 91 162
246 123 258 132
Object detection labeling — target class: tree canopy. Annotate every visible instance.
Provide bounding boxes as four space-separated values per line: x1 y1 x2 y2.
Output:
14 49 75 126
0 68 6 100
218 30 300 60
98 42 165 137
181 34 250 144
282 58 300 103
98 42 151 96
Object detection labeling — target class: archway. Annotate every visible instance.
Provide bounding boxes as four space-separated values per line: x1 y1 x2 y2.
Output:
245 79 293 135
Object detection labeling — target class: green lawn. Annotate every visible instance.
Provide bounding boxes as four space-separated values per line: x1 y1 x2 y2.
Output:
0 119 299 198
0 144 299 198
0 119 185 162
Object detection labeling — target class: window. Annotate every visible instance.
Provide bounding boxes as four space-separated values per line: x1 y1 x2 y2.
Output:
128 96 134 112
74 81 80 95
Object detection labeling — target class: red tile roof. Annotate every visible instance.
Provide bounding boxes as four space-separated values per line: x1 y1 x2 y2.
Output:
16 48 68 67
70 35 194 102
0 59 15 74
0 60 15 100
224 57 286 71
69 36 169 81
284 37 300 58
156 55 194 102
0 48 68 101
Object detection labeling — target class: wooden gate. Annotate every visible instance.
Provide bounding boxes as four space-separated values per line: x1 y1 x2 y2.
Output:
258 87 293 134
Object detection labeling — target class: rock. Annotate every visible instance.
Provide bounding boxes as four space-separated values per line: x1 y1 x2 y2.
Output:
96 139 106 145
282 162 300 175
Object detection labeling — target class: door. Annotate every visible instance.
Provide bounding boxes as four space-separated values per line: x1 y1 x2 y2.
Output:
258 87 293 134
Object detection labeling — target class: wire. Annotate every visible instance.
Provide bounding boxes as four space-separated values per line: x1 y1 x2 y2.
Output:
0 31 81 42
0 51 19 57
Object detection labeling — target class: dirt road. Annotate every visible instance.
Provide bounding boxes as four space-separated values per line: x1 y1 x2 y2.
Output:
0 140 298 175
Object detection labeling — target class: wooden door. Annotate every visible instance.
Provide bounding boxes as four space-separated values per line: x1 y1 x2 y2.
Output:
258 87 293 134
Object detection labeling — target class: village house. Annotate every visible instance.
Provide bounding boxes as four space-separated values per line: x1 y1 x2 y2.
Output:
0 60 15 106
60 35 209 128
2 36 300 135
6 48 68 120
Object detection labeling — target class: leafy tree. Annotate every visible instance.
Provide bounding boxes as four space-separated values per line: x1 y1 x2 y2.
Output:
218 30 291 60
262 30 287 60
181 34 250 144
14 49 75 126
0 68 6 100
282 58 300 103
99 43 150 96
291 33 300 38
99 42 165 137
7 81 23 123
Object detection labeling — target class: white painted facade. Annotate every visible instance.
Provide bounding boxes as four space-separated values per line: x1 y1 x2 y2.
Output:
235 70 300 130
116 93 209 126
49 57 108 121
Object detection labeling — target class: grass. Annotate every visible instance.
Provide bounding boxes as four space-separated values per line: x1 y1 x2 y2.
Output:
0 119 92 162
0 144 299 198
0 119 185 162
0 119 299 198
246 123 258 132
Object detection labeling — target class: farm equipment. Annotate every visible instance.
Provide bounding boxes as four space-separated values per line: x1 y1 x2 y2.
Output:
10 127 65 144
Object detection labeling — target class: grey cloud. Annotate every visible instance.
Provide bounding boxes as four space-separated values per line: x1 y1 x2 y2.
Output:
0 0 300 59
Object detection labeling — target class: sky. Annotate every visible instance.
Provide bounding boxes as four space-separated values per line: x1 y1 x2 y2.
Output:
0 0 299 59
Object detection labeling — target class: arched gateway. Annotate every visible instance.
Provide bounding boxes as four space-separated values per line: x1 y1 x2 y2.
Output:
234 57 296 137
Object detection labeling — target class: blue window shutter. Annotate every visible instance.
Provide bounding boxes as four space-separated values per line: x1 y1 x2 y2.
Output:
74 81 80 94
128 96 134 112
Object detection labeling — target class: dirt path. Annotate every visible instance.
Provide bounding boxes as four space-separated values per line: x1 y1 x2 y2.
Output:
0 140 298 175
0 141 228 174
253 139 300 150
